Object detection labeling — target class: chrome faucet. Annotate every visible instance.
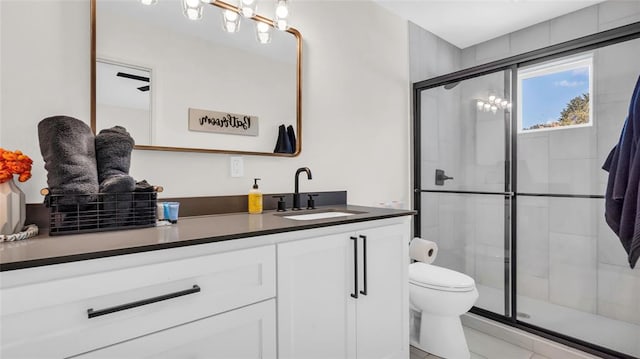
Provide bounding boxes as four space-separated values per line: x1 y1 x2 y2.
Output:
293 167 312 210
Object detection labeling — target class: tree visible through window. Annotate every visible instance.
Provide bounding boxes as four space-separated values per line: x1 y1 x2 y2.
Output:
518 55 593 132
559 93 589 126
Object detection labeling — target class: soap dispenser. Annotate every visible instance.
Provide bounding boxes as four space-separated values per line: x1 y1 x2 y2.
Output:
248 178 263 214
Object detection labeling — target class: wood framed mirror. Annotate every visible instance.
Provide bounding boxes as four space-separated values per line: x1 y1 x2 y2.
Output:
90 0 302 157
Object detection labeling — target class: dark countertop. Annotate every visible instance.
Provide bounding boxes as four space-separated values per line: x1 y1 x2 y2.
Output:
0 205 415 271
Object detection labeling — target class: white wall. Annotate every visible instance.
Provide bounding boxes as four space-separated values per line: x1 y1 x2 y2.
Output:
0 0 410 209
97 104 150 143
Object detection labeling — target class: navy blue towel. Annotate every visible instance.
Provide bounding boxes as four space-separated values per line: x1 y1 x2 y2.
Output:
602 75 640 269
274 124 293 154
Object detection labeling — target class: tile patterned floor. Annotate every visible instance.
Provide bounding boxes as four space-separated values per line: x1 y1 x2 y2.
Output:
410 326 551 359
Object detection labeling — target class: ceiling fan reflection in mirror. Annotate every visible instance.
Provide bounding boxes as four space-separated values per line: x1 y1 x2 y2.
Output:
116 71 150 92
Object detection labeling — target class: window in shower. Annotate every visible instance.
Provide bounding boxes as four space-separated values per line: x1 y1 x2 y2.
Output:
518 54 593 133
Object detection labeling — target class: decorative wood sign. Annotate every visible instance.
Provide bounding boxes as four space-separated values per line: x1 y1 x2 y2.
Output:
188 108 259 136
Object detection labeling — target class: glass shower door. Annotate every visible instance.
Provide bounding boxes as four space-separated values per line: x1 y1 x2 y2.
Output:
515 40 640 358
416 69 512 316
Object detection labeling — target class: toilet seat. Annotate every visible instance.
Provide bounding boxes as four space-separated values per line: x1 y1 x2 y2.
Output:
409 262 475 292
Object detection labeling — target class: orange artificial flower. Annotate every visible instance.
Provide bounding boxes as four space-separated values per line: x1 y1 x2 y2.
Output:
0 148 33 184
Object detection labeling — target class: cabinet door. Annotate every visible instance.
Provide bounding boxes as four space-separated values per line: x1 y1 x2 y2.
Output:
277 233 357 359
73 299 276 359
356 223 409 359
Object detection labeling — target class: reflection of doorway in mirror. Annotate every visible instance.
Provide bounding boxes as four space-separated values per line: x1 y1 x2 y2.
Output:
96 60 152 145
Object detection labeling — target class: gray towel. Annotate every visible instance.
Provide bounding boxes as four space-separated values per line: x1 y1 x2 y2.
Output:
38 116 99 203
95 126 136 193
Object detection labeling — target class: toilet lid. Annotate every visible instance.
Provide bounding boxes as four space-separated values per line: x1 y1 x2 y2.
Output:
409 262 475 292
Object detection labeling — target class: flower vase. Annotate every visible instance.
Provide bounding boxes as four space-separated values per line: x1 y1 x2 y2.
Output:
0 178 26 235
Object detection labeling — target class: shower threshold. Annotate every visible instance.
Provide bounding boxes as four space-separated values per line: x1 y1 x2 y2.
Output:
474 284 640 358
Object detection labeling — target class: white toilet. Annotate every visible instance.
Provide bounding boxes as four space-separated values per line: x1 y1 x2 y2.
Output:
409 262 478 359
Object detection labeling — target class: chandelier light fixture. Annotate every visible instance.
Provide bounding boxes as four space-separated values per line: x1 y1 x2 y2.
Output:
140 0 291 43
476 94 512 114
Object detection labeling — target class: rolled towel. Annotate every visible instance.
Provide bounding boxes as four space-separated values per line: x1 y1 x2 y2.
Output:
95 126 136 193
133 180 158 225
286 125 296 153
409 237 438 264
273 124 293 154
38 115 99 203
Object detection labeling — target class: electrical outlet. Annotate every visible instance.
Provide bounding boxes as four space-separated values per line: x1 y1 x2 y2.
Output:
230 156 244 177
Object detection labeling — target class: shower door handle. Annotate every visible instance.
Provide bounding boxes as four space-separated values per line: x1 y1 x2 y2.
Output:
435 169 454 186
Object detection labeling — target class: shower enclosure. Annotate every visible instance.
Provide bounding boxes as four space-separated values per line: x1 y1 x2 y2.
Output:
413 24 640 359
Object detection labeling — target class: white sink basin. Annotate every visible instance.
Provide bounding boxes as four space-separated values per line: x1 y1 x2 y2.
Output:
282 211 357 221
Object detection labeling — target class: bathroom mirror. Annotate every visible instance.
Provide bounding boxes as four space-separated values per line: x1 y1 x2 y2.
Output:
91 0 302 156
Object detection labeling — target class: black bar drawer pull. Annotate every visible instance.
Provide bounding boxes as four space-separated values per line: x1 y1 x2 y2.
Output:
87 284 201 319
359 235 368 296
350 236 358 299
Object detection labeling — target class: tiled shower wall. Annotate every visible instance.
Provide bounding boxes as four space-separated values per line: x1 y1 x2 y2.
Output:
413 1 640 324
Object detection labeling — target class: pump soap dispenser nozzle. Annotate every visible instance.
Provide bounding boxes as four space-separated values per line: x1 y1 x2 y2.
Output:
248 178 263 214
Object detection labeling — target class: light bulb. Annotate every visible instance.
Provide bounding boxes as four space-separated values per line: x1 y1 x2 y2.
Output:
488 95 496 103
183 0 203 20
225 10 239 21
275 0 289 18
490 105 497 114
140 0 157 5
240 0 257 18
476 100 484 111
275 19 288 31
501 100 508 108
256 21 271 44
241 7 254 17
274 0 289 30
483 103 491 112
187 8 202 20
222 10 241 32
495 97 502 105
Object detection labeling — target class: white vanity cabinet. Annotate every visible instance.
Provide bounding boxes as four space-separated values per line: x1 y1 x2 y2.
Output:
0 244 276 358
277 220 410 359
0 214 411 359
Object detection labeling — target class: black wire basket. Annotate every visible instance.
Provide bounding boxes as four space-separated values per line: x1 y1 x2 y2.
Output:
44 191 157 235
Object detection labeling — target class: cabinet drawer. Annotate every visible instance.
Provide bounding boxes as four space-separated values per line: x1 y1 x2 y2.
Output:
73 299 276 359
1 245 276 358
